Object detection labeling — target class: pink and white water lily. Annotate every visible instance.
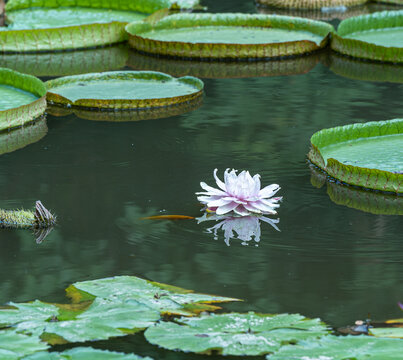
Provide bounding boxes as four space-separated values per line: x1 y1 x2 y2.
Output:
196 169 282 216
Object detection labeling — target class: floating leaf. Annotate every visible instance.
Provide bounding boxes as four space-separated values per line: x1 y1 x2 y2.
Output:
144 312 329 356
45 71 203 110
0 68 46 131
267 335 403 359
67 275 240 316
308 119 403 193
0 329 48 359
370 327 403 338
255 0 367 10
126 13 333 59
2 0 200 52
22 347 153 359
332 10 403 63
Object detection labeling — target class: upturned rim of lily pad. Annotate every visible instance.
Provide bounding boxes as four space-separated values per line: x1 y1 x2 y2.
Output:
126 13 334 60
254 0 368 10
128 50 323 78
46 96 203 122
2 0 200 53
308 118 403 194
45 71 204 110
331 10 403 63
309 164 403 215
0 67 46 131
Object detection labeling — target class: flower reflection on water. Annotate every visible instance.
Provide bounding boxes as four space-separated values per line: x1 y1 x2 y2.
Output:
197 213 280 247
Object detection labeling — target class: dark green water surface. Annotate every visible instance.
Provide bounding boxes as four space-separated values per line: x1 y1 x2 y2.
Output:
0 1 402 358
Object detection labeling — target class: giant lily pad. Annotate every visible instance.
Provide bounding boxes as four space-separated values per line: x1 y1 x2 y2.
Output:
255 0 367 10
126 13 334 59
0 68 46 131
66 275 240 316
0 45 129 77
328 52 403 83
1 0 199 52
45 71 203 110
331 10 403 63
308 119 403 193
47 96 202 122
267 335 403 359
128 50 323 78
0 329 49 359
0 118 47 156
144 312 329 356
22 347 152 360
309 165 403 215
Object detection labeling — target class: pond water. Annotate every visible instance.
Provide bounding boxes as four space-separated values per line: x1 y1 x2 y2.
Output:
0 0 402 358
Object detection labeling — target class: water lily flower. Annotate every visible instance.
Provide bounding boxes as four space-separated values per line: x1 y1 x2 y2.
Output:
196 169 282 216
197 213 280 246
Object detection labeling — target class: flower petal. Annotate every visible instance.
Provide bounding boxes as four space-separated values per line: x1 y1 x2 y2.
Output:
216 202 238 215
259 184 280 199
206 198 233 208
253 174 261 194
233 205 250 216
213 169 227 192
250 200 277 215
199 182 227 196
243 203 262 214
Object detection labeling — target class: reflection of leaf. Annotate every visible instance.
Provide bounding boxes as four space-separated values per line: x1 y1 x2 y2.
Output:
0 329 48 359
197 213 280 246
23 347 152 360
145 312 329 356
68 275 240 316
268 335 403 359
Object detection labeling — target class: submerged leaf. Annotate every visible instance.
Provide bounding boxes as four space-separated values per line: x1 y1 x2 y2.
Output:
144 312 329 356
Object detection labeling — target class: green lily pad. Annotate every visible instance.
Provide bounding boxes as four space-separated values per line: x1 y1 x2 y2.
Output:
0 45 129 77
0 329 49 360
308 119 403 193
1 0 199 52
67 275 240 316
144 312 329 356
370 327 403 338
126 13 333 59
267 335 403 359
0 300 58 328
45 71 203 110
328 52 403 83
0 119 47 156
255 0 367 10
310 165 403 215
47 96 202 122
128 50 322 78
22 347 152 360
332 10 403 63
0 68 46 131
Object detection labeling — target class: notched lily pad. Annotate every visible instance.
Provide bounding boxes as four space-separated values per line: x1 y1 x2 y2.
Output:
22 347 153 360
144 312 329 356
2 0 200 52
66 275 240 316
308 119 403 193
267 334 403 359
332 10 403 63
126 13 334 59
0 68 46 131
45 71 204 110
0 329 49 359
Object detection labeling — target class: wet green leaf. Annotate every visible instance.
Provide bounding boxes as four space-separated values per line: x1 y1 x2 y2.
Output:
308 118 403 193
0 329 49 359
22 346 152 359
126 13 333 59
45 71 204 110
68 275 240 316
267 335 403 359
370 327 403 338
332 10 403 63
144 312 329 356
255 0 367 10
